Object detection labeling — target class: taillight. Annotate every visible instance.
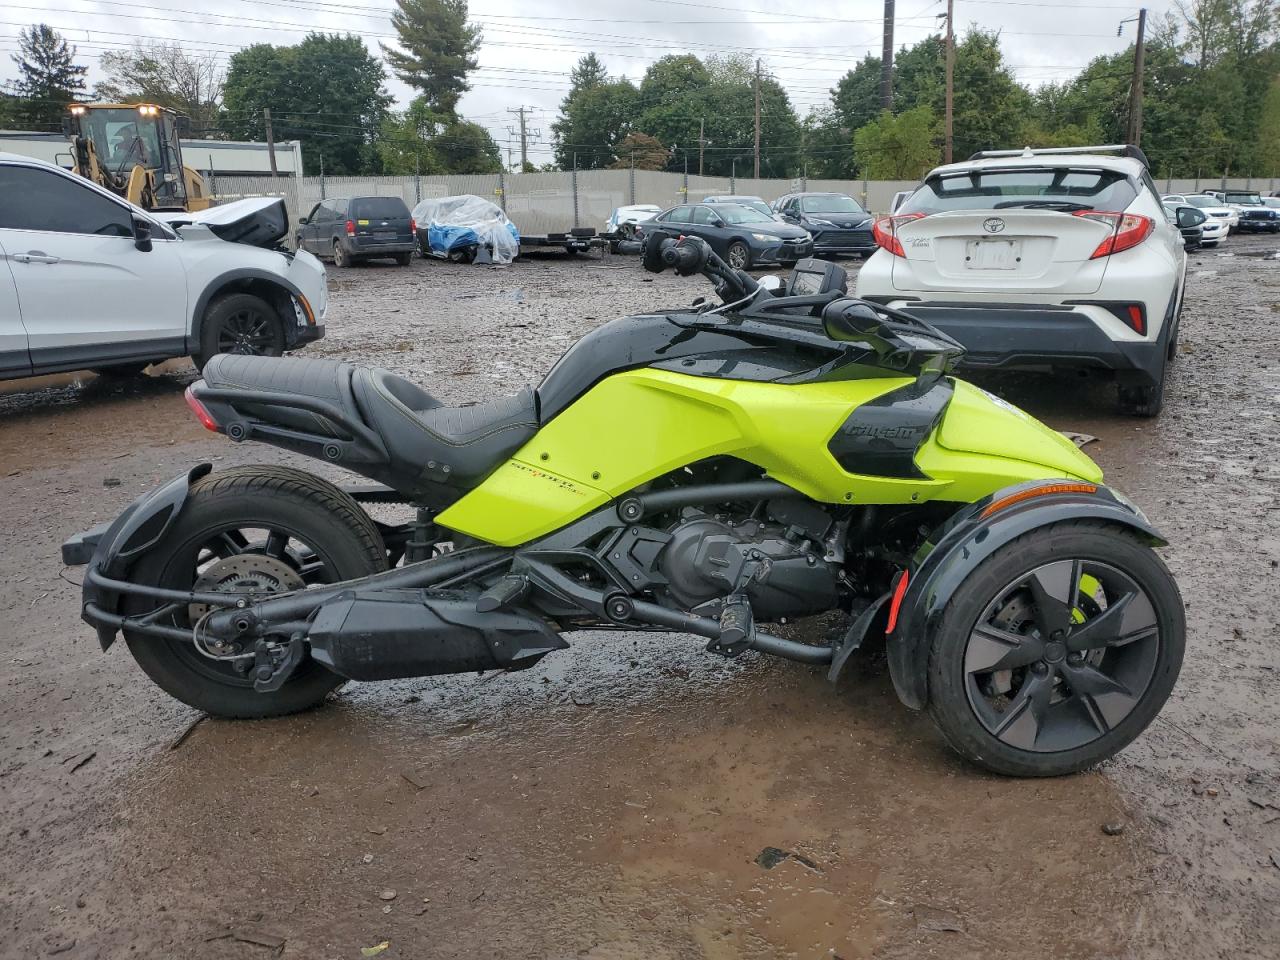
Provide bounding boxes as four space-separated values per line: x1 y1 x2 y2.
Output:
410 217 417 233
345 219 355 236
872 213 925 257
1073 211 1153 259
184 385 219 433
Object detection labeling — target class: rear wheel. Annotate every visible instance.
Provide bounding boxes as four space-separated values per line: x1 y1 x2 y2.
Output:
1117 363 1165 417
394 252 412 266
122 466 386 718
726 241 751 270
925 521 1184 777
192 293 285 371
332 240 351 267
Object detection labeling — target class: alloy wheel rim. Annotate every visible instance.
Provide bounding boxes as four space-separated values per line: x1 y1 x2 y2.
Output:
728 245 747 268
963 559 1161 753
217 309 274 355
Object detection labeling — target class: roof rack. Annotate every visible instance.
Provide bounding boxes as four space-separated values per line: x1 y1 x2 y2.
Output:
967 144 1150 168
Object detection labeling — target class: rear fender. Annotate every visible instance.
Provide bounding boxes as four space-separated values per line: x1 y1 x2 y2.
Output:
886 481 1166 710
74 463 211 649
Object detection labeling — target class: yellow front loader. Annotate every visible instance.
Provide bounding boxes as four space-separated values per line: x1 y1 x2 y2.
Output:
63 102 212 212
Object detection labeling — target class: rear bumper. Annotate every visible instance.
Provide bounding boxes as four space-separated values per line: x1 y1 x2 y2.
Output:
887 302 1166 385
344 239 417 255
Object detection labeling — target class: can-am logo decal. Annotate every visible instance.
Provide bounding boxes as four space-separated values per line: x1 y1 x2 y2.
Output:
982 217 1005 234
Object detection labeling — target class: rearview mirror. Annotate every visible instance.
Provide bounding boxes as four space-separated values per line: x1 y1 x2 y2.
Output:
822 300 882 341
1176 206 1207 229
132 215 153 253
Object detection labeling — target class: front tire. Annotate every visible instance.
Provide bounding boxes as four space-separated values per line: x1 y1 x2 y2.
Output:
925 520 1184 777
192 293 285 372
726 241 751 270
122 466 387 718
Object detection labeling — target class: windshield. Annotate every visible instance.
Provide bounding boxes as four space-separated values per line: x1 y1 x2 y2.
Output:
353 197 410 219
83 108 163 174
900 167 1138 214
710 204 774 224
1225 192 1262 205
1184 196 1218 209
801 195 864 214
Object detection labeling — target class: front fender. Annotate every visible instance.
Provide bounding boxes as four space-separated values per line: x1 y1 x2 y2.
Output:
886 481 1167 711
75 463 211 649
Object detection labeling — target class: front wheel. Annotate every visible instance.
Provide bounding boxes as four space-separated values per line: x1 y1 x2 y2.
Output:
192 293 285 371
122 466 387 718
925 520 1184 777
726 241 751 270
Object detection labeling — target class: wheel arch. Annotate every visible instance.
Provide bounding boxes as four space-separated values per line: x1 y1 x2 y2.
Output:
886 482 1167 711
190 270 305 353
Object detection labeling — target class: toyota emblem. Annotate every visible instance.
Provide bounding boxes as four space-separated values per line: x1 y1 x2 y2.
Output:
982 217 1006 234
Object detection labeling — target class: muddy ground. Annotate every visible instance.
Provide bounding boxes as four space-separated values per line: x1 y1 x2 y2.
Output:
1 238 1277 960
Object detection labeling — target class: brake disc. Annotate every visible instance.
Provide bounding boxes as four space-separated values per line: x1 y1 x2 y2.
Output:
188 553 306 654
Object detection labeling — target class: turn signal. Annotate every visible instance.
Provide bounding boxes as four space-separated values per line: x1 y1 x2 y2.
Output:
980 482 1099 519
345 219 356 236
184 386 219 433
872 213 925 257
1073 211 1153 259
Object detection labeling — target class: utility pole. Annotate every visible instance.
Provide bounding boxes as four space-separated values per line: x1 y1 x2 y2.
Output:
505 106 539 171
880 0 895 110
698 117 708 176
943 0 954 163
263 107 278 177
753 58 762 179
1119 9 1147 146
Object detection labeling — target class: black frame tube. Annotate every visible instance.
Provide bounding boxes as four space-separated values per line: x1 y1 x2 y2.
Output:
635 480 800 516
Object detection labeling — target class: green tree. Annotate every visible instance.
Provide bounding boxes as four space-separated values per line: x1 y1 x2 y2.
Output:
432 119 501 173
382 0 481 117
7 24 87 129
222 34 391 175
1255 77 1280 176
0 91 20 128
853 106 940 179
567 53 608 95
552 75 640 169
609 131 669 169
830 55 883 133
801 107 857 178
94 42 223 131
378 98 500 174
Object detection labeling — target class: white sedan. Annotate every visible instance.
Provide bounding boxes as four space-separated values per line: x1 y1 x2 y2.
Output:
1163 194 1237 234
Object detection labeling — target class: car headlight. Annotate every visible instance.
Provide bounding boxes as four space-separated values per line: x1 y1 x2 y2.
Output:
751 233 780 242
808 218 836 227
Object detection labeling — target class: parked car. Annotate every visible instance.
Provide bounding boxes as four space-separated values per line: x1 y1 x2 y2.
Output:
702 195 776 219
856 145 1191 417
296 196 416 266
1163 194 1238 232
603 204 662 253
1221 191 1280 232
640 202 812 269
1163 201 1208 249
412 195 520 264
771 192 877 257
1263 197 1280 211
0 153 325 381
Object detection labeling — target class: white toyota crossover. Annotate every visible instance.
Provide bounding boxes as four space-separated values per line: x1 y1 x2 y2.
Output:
856 145 1192 416
0 153 326 382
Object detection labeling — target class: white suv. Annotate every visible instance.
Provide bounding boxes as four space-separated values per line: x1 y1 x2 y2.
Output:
0 153 326 382
856 146 1189 416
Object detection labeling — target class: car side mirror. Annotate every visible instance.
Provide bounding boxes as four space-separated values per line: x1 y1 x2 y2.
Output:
1176 206 1206 228
132 215 153 252
713 218 726 228
297 216 309 225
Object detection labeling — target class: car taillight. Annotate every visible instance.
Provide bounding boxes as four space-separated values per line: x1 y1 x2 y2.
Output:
345 219 355 236
872 213 925 257
184 385 219 433
410 217 417 233
1072 211 1153 259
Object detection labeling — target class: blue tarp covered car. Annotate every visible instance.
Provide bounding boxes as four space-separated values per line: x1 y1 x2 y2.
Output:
411 195 520 264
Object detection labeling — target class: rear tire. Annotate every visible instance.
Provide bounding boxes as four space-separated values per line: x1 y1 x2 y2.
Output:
1117 354 1166 417
192 293 285 372
122 466 387 718
395 252 412 266
925 520 1184 777
333 240 351 268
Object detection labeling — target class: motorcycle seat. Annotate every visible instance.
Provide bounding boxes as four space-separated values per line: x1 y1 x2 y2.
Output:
200 355 539 495
352 367 538 488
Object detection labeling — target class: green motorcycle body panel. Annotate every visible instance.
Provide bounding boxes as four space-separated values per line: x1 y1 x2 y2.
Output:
435 368 1102 547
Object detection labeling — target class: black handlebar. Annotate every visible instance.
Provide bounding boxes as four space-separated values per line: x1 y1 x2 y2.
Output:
643 230 758 303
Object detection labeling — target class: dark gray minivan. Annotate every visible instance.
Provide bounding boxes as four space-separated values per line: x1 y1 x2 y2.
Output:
295 196 417 266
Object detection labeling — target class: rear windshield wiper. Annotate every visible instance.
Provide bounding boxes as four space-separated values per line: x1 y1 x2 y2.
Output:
992 199 1093 211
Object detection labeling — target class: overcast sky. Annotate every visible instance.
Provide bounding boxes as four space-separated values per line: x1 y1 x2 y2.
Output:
3 0 1174 159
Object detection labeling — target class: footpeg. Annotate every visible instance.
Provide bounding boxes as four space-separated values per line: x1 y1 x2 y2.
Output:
708 593 754 658
476 575 530 613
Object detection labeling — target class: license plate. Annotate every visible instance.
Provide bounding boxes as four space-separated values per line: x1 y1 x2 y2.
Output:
373 230 396 240
966 239 1017 269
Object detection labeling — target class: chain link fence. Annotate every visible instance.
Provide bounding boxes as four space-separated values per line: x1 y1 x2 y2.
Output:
205 169 1279 236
